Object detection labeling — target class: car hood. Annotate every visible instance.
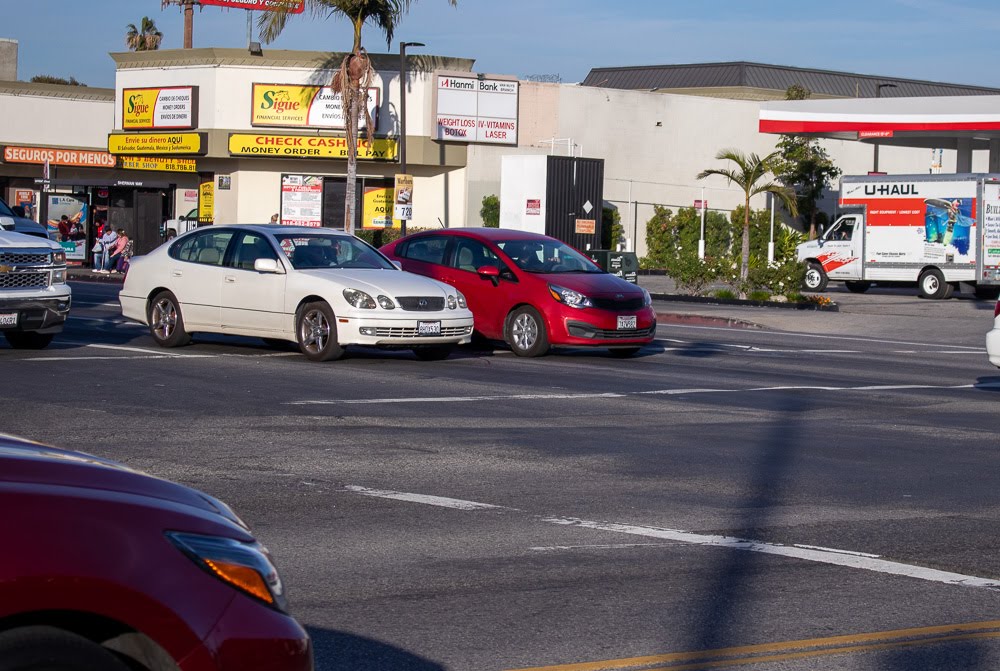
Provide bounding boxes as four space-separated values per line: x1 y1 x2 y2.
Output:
0 228 60 249
0 436 246 529
537 272 644 297
295 268 454 297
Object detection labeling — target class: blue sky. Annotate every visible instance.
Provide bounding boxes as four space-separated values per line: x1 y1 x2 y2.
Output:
8 0 1000 89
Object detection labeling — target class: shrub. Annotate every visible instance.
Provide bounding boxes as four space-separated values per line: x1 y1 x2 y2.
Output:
748 290 771 302
602 206 623 249
713 289 737 300
354 227 428 248
480 194 500 227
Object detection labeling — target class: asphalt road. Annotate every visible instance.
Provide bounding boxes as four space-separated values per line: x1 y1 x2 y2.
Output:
4 281 1000 671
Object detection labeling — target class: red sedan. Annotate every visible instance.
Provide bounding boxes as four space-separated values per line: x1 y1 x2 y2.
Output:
382 229 656 357
0 434 312 671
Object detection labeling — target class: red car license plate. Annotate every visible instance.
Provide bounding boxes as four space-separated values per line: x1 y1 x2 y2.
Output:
617 315 637 330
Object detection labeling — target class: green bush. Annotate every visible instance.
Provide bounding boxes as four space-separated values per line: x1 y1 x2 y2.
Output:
601 206 623 249
480 194 500 227
354 227 428 248
748 290 771 302
713 289 737 300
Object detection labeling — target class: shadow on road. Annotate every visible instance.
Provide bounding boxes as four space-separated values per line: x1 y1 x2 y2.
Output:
308 626 445 671
974 377 1000 392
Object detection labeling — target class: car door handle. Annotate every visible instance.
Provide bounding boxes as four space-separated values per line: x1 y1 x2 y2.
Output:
171 270 182 277
225 276 236 283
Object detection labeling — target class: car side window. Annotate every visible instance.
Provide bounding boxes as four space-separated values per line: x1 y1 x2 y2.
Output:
229 232 279 271
400 236 447 265
169 230 235 266
449 239 503 273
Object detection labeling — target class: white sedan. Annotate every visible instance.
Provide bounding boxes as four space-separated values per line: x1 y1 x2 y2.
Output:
120 225 474 361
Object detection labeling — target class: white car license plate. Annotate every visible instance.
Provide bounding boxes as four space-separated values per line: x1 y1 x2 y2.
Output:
617 315 637 330
418 320 441 336
0 312 17 327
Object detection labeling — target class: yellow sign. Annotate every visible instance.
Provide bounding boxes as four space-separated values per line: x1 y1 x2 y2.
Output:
575 219 596 234
362 186 401 229
251 83 378 129
228 133 396 160
122 86 196 130
108 133 205 155
120 156 197 173
199 179 214 224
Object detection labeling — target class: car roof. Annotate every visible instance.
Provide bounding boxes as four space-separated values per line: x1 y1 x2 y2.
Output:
201 224 353 237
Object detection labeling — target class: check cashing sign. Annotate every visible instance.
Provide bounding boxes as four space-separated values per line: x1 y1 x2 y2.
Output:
228 134 397 160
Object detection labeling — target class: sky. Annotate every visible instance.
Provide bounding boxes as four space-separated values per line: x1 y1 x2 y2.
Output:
7 0 1000 89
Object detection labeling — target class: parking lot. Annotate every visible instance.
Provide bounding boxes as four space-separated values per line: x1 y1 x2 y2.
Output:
5 280 1000 670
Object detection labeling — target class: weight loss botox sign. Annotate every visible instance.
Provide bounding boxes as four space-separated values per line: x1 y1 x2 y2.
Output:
435 75 518 145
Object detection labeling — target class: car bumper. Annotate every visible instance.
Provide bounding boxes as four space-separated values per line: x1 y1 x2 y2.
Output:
0 289 72 334
338 314 474 347
988 325 1000 368
179 598 312 671
551 306 657 347
119 293 146 325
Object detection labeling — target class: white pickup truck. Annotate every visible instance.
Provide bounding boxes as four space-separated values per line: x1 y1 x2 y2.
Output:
0 222 71 349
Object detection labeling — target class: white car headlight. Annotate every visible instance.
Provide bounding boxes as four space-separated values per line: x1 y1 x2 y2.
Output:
343 288 376 309
548 283 593 309
446 295 457 310
641 287 652 306
456 291 467 309
377 295 396 310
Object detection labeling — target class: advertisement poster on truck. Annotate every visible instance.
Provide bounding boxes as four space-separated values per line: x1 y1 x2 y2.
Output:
840 178 978 267
981 181 1000 282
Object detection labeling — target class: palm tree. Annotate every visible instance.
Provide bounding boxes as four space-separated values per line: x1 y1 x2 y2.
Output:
126 17 163 52
160 0 195 49
258 0 457 234
697 149 797 297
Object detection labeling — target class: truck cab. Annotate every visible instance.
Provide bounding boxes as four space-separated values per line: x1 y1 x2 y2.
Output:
797 212 868 293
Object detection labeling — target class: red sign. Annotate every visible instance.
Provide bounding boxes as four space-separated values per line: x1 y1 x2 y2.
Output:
694 199 708 209
526 199 541 215
859 130 894 139
3 145 116 168
199 0 304 12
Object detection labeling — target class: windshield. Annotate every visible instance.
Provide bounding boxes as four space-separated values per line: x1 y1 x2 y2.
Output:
496 239 603 274
274 232 396 270
0 198 15 217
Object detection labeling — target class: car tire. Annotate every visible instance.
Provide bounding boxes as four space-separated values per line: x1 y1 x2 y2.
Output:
3 331 54 349
412 345 454 361
608 347 642 358
506 306 549 357
148 291 191 347
844 281 871 294
296 301 344 362
803 262 828 291
918 268 950 299
0 625 131 671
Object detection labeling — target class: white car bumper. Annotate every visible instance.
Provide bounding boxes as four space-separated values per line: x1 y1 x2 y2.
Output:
338 314 473 347
987 324 1000 368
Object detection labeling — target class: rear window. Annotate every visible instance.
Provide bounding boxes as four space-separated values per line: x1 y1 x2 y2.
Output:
400 236 448 265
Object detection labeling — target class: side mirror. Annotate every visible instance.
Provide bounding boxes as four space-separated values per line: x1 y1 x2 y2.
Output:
477 265 501 286
0 216 14 230
391 260 403 270
254 258 283 274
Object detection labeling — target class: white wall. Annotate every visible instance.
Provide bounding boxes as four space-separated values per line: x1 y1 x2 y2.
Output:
0 94 111 148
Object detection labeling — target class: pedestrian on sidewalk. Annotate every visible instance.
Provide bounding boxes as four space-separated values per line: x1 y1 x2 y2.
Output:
96 226 118 274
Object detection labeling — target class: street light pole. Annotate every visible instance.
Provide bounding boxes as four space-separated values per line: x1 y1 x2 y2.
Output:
873 83 897 173
399 41 424 236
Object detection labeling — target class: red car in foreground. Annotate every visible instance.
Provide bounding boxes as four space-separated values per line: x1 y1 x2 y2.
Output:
0 434 312 671
381 228 656 357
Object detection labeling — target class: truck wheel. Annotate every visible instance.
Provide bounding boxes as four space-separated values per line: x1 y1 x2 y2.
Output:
148 291 191 347
0 625 131 671
506 306 549 357
845 281 871 294
3 331 54 349
918 269 950 299
803 262 828 291
296 301 344 362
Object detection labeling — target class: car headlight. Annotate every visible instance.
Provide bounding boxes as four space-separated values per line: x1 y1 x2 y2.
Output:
548 283 593 309
377 295 396 310
343 288 376 309
446 294 457 310
51 251 66 264
641 287 652 306
166 532 287 612
52 269 67 285
456 291 467 309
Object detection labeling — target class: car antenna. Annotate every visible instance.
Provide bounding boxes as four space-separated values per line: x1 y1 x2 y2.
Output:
437 217 445 228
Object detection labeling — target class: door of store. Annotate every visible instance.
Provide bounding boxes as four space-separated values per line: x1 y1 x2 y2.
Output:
109 188 167 255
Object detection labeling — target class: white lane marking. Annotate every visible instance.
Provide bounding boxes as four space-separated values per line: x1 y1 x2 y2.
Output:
344 485 512 511
67 315 137 326
541 517 1000 590
530 543 683 552
86 343 194 357
657 323 984 350
11 355 194 362
344 486 1000 591
289 382 997 405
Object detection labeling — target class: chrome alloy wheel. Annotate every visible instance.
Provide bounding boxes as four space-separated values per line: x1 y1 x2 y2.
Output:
151 298 178 341
511 312 539 351
299 307 331 355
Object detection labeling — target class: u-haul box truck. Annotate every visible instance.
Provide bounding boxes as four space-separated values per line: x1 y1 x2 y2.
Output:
797 173 1000 298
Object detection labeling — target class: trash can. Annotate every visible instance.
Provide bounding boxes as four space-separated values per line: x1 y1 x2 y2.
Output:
588 250 639 284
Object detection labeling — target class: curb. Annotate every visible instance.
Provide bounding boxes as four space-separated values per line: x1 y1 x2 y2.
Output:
68 271 125 285
649 292 839 312
654 311 762 330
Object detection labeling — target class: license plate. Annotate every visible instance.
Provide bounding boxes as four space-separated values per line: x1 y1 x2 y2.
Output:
617 315 637 330
0 312 17 327
418 320 441 336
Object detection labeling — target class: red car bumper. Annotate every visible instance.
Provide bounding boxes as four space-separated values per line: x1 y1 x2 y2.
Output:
549 305 657 347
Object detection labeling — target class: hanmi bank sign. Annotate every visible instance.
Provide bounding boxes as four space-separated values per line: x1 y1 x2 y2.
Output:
434 74 518 145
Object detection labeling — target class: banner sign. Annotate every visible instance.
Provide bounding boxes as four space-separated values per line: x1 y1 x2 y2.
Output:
108 133 206 156
363 186 399 229
280 175 323 227
434 74 518 145
982 181 1000 281
200 0 304 12
251 84 378 130
3 145 116 168
393 173 413 221
122 86 197 130
198 179 214 224
120 156 197 173
228 133 397 160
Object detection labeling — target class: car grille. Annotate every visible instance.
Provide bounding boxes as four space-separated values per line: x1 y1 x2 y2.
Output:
589 325 656 339
374 325 472 338
0 251 50 265
397 296 445 311
591 296 644 310
0 271 50 289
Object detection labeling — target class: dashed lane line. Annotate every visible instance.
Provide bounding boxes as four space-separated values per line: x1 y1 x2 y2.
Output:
345 485 513 511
